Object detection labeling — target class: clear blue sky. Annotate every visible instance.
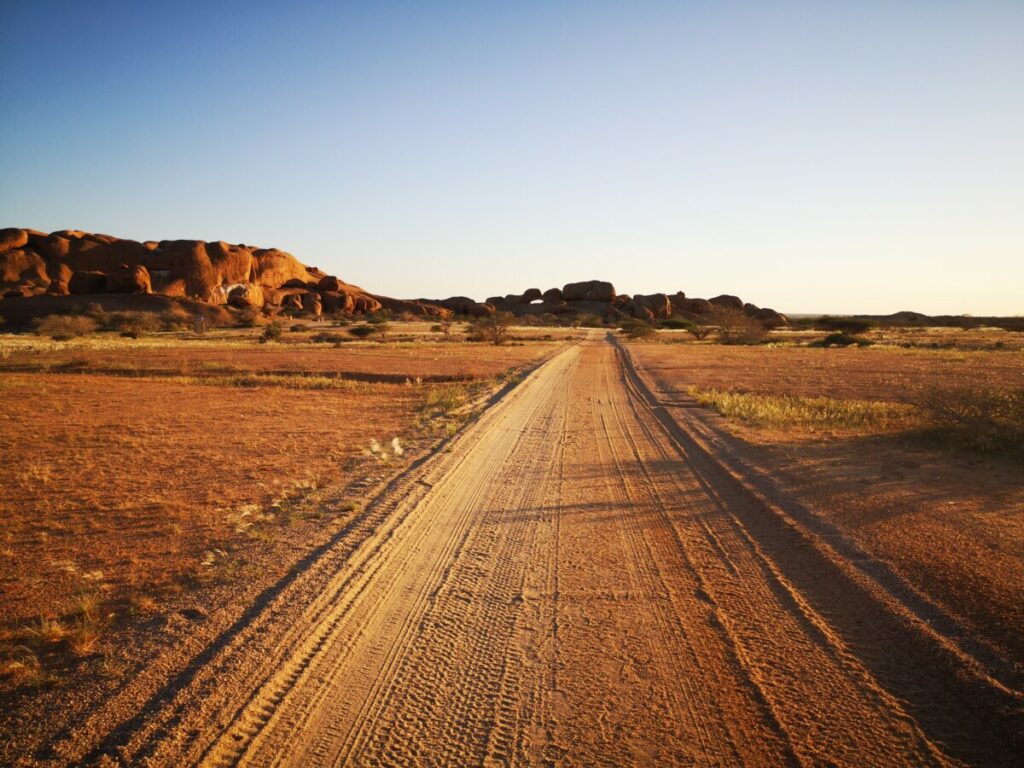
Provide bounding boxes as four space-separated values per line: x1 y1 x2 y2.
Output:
2 1 1021 315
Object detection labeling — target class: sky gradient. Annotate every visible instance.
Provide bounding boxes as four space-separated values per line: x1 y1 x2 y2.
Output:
2 1 1021 315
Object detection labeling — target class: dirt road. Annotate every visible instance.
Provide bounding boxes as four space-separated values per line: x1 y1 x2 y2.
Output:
62 337 1021 767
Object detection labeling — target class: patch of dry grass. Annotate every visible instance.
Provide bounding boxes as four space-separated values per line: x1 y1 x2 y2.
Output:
687 388 917 431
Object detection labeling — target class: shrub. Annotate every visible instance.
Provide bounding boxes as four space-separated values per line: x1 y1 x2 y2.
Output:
310 331 345 343
366 309 392 324
661 318 693 330
688 321 712 340
348 324 378 339
817 316 876 334
821 332 858 347
259 321 283 343
104 311 163 338
620 320 656 340
290 323 307 333
574 313 606 328
915 387 1024 452
423 383 468 416
431 318 455 340
468 312 514 345
237 307 261 327
710 307 767 344
34 315 97 340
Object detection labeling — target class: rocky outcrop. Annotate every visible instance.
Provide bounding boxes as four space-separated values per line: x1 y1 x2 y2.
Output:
1 227 787 326
450 282 786 327
562 280 616 302
108 264 152 294
0 227 402 318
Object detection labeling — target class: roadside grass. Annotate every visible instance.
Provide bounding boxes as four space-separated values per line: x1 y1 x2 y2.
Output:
687 385 1024 455
687 387 917 432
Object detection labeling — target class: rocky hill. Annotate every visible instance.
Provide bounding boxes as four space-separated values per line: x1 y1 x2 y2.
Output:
0 228 786 326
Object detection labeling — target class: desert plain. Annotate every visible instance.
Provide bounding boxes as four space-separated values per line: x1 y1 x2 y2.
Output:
0 314 1021 767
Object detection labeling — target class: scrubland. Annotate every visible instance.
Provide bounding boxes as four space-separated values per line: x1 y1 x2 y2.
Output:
629 328 1024 663
0 326 558 708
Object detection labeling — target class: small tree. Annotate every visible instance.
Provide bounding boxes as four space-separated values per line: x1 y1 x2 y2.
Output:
431 317 455 340
688 320 712 340
469 312 513 345
710 307 768 345
259 321 283 343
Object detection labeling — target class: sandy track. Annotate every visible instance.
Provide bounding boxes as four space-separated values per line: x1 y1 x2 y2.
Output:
62 337 1021 767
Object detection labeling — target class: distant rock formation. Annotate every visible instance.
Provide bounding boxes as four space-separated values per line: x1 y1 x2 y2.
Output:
475 281 787 327
0 227 786 325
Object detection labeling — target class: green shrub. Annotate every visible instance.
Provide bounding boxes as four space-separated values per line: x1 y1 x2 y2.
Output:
310 331 345 343
259 321 283 343
34 315 97 340
290 324 307 333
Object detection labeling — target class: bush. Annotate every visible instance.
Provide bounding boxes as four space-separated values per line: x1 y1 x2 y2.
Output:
366 309 392 324
348 324 378 339
290 324 308 333
468 312 514 345
817 316 876 334
688 322 712 340
104 311 164 338
431 318 455 340
660 318 693 330
710 307 768 344
620 320 656 340
34 315 97 340
237 307 261 327
310 331 345 343
915 387 1024 452
259 321 283 343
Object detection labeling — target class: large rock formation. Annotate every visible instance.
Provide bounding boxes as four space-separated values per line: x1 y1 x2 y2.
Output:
1 226 787 326
0 227 444 319
449 281 787 327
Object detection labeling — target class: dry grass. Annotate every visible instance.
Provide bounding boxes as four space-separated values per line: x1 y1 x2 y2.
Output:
687 388 917 432
631 341 1023 403
0 334 555 695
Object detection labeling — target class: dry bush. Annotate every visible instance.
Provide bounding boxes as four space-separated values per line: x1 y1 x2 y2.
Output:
915 387 1024 452
710 307 767 345
468 312 513 344
620 320 656 340
103 311 164 338
34 314 97 340
423 383 468 416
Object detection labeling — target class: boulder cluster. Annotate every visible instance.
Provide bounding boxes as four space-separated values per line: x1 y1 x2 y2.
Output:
0 227 451 318
478 280 787 326
0 228 785 326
